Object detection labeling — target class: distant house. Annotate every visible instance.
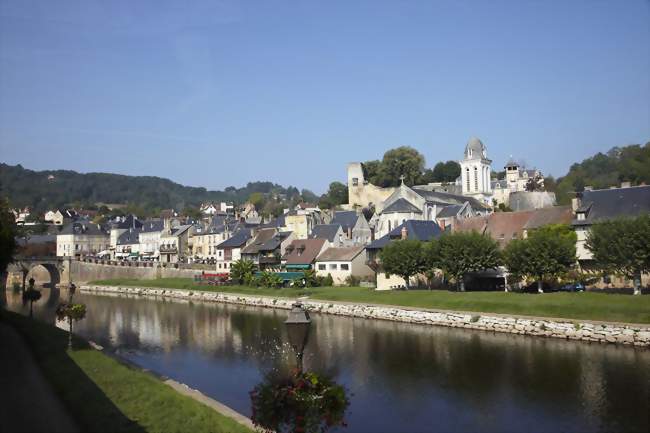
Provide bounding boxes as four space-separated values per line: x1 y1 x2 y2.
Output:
159 222 193 263
115 228 141 258
241 228 294 270
331 210 372 245
284 209 324 240
366 220 445 290
215 229 252 272
282 238 328 271
109 215 143 258
434 202 475 231
310 224 345 247
315 246 374 285
522 205 573 238
57 222 110 257
572 184 650 261
44 209 65 225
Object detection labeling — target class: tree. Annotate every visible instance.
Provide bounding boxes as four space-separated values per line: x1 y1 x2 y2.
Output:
504 224 577 293
430 232 502 291
525 174 545 192
182 206 202 219
55 302 87 349
379 240 428 289
248 192 266 211
376 146 425 187
319 182 348 209
585 214 650 295
230 259 256 285
24 277 41 318
431 161 461 183
0 198 17 291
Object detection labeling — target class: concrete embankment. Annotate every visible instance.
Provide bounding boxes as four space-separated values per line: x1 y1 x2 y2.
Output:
69 260 198 283
80 284 650 348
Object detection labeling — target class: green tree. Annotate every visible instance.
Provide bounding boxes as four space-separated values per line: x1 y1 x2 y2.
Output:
431 161 461 183
182 206 202 219
248 192 266 210
431 232 502 291
230 259 256 285
0 198 17 291
379 239 428 289
376 146 425 187
55 302 87 349
585 214 650 295
504 225 577 293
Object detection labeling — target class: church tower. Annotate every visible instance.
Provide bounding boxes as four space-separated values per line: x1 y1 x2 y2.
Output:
460 137 493 203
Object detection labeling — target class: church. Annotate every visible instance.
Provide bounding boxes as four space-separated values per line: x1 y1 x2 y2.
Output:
346 136 554 237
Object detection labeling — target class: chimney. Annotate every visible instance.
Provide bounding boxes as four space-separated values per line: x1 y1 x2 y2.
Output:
347 227 352 239
571 195 582 213
621 181 631 188
401 226 408 240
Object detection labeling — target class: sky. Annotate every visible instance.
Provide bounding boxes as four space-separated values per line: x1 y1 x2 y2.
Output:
0 0 648 194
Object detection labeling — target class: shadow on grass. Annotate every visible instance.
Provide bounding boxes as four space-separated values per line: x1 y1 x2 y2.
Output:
0 310 145 433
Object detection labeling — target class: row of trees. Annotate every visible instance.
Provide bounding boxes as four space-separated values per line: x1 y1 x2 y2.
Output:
380 215 650 294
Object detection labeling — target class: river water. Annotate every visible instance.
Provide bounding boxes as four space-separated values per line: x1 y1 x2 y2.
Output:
4 287 649 433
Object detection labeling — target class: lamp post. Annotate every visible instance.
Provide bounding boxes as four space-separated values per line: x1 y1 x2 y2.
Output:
284 302 311 372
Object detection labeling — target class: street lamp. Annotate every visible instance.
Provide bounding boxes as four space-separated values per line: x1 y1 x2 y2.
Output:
285 302 311 371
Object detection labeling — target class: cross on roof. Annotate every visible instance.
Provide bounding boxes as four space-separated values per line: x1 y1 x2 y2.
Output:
399 175 406 184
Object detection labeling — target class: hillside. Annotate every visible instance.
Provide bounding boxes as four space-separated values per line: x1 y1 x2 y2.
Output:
0 163 310 214
554 142 650 204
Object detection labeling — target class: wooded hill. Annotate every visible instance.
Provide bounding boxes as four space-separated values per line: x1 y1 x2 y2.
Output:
0 163 314 214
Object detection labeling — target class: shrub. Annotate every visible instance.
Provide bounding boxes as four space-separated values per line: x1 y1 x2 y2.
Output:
344 275 360 287
322 274 334 287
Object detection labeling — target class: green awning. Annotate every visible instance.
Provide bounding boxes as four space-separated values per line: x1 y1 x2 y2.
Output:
285 264 311 270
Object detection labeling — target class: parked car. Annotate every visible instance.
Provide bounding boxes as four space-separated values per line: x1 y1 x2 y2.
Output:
557 282 585 292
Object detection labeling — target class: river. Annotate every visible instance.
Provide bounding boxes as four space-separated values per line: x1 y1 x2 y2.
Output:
4 287 649 433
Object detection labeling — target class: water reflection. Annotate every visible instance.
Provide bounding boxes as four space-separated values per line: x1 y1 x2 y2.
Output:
4 289 649 433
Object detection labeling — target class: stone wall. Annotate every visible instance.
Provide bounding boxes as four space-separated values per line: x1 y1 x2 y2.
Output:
80 284 650 347
70 261 198 283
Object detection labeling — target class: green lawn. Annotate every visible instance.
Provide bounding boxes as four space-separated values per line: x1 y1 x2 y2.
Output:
1 310 251 433
91 278 650 324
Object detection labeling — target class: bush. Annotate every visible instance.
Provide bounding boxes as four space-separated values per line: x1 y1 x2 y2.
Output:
344 275 360 287
322 274 334 287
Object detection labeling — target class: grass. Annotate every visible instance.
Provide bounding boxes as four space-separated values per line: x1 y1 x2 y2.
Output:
91 278 650 324
1 309 251 433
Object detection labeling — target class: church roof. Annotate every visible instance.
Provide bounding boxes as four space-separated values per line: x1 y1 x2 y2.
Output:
464 137 487 160
382 198 423 214
436 204 464 218
367 220 444 250
310 224 342 242
411 188 490 211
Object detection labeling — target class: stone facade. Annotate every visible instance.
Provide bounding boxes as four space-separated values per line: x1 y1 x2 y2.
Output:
80 285 650 347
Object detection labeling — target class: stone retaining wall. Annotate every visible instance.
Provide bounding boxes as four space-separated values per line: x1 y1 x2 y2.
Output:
80 285 650 348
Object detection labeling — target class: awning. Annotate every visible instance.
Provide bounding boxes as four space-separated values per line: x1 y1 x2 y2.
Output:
285 264 311 270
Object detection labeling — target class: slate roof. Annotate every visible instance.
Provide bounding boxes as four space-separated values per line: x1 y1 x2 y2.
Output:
382 198 423 214
331 211 360 231
454 216 489 234
310 224 342 242
412 188 490 210
436 204 464 218
59 222 108 236
117 228 141 245
141 220 164 233
259 231 292 252
110 214 143 230
367 220 444 250
284 239 327 265
260 214 286 228
572 185 650 226
316 246 366 262
241 228 277 254
216 230 252 248
523 206 573 230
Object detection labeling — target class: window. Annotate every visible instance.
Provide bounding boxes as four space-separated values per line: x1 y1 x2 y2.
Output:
352 177 358 186
218 263 222 269
474 167 478 191
329 264 337 270
340 263 349 271
466 168 470 191
318 264 326 270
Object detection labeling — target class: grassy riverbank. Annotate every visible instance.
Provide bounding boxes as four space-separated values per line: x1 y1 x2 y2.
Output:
91 278 650 324
0 310 251 433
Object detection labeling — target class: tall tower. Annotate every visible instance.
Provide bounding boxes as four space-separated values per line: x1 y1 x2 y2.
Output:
460 137 493 203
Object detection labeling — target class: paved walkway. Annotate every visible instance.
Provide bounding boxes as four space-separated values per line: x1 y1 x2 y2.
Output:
0 323 78 433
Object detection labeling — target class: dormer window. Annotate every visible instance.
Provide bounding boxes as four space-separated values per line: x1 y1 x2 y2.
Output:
577 213 585 221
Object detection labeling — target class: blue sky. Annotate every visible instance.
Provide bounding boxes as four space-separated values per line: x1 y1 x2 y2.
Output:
1 0 648 194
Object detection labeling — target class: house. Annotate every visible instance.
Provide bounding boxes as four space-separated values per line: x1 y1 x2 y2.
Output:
44 209 65 225
572 184 650 261
522 206 573 238
12 207 31 224
310 224 345 247
366 220 445 290
284 208 324 239
282 238 328 271
109 215 143 258
139 220 164 260
315 246 374 285
331 210 372 245
215 229 253 272
57 222 110 257
190 218 238 260
115 228 141 259
434 202 474 231
159 221 193 263
240 228 294 270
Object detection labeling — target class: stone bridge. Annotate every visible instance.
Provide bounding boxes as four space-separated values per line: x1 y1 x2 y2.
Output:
6 256 71 290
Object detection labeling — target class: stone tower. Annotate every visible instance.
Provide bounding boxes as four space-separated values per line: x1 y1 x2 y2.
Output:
459 137 493 203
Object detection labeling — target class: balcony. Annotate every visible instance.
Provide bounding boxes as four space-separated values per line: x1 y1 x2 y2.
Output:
160 245 178 254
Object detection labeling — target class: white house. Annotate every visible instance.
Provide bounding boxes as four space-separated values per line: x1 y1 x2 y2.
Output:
57 222 110 257
215 230 253 272
314 246 374 285
139 220 164 260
